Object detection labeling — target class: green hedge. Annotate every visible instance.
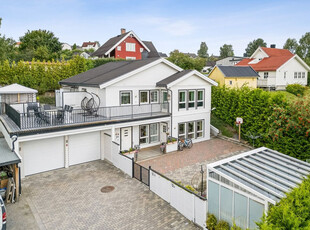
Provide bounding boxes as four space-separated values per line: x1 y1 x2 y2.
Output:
0 56 124 93
286 83 306 96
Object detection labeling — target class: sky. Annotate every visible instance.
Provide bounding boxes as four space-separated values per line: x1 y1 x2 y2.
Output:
0 0 309 56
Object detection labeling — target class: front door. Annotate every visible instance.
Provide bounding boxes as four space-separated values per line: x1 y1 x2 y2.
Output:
121 127 132 151
160 123 167 143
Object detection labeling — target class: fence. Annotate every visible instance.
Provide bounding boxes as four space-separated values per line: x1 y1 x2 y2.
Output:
111 141 132 177
150 168 207 229
133 162 149 186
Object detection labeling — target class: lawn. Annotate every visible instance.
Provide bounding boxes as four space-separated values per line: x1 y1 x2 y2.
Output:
211 114 236 138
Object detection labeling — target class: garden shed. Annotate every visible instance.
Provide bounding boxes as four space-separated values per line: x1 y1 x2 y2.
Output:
0 83 37 104
207 147 310 229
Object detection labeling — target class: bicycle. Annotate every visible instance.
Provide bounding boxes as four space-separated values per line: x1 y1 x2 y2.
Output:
178 138 193 150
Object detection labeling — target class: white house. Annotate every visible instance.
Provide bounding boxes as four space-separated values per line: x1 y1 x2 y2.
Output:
61 43 72 51
81 41 100 51
237 46 310 90
0 58 217 178
216 56 244 66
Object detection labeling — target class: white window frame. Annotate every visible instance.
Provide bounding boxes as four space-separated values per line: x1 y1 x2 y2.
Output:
140 48 144 52
126 43 136 52
161 90 168 103
178 91 186 109
197 90 204 108
120 91 131 105
150 90 159 104
302 72 306 78
139 125 149 144
140 91 149 104
178 123 186 139
188 90 196 109
126 57 136 60
196 120 203 138
187 122 195 139
298 72 301 78
117 46 121 51
264 72 268 79
294 72 297 79
150 123 159 143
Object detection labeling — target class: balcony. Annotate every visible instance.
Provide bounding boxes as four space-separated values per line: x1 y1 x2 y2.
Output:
2 102 170 133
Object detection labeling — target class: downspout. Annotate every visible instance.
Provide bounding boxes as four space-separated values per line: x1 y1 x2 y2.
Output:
11 134 18 152
166 87 173 137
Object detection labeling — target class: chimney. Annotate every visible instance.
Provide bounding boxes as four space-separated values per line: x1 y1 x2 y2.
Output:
121 28 126 34
270 44 276 48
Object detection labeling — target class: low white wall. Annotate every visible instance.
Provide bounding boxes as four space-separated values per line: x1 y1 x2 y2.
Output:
111 141 132 177
150 169 207 228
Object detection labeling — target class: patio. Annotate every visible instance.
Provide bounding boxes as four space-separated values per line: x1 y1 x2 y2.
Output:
136 145 164 162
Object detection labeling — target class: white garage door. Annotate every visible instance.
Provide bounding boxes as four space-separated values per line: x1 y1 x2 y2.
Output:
103 132 112 162
23 137 64 176
69 132 100 166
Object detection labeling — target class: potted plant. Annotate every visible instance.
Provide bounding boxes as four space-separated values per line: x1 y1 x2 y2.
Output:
166 137 178 153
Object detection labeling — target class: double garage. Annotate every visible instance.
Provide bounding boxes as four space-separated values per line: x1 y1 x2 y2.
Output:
21 131 112 177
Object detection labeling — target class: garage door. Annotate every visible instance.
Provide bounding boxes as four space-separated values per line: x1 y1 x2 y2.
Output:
103 132 112 162
23 137 64 176
69 132 100 166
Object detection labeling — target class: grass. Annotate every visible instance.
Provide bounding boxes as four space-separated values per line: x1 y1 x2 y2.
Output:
211 114 236 138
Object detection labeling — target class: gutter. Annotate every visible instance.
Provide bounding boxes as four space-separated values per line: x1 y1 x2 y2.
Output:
166 87 173 136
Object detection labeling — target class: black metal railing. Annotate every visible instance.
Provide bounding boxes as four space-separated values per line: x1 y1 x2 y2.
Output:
4 102 169 130
5 103 21 128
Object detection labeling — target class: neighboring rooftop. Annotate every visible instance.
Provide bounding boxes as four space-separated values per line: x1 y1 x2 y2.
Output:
181 52 197 58
217 66 259 77
82 41 99 48
60 58 160 87
208 147 310 204
0 83 38 94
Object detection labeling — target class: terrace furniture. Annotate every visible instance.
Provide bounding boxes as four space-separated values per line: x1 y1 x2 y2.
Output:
27 102 39 117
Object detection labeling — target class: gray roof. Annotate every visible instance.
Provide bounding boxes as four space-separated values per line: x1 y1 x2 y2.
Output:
158 52 168 58
60 58 160 87
91 31 130 57
0 138 21 166
156 70 192 87
208 147 310 204
217 65 259 77
142 41 160 58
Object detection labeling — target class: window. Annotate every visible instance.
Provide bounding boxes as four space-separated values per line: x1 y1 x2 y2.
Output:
162 91 168 103
229 80 233 85
150 123 158 143
126 57 136 60
179 91 186 109
302 72 306 78
140 48 144 52
196 120 203 138
298 72 301 78
187 122 195 139
284 72 286 78
140 123 159 144
188 90 195 108
120 91 131 105
126 43 136 52
197 90 204 107
294 72 297 78
264 72 268 79
117 46 121 51
178 123 186 139
140 91 149 104
140 125 149 144
150 90 159 103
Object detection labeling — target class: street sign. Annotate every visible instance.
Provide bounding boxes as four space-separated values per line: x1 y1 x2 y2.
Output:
236 117 243 124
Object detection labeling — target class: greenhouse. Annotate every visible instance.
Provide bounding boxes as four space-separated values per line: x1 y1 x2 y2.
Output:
207 147 310 229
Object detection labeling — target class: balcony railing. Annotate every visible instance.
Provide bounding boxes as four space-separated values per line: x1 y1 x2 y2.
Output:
4 102 170 130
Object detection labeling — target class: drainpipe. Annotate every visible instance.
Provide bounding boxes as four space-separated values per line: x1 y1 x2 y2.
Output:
11 134 18 152
166 87 173 137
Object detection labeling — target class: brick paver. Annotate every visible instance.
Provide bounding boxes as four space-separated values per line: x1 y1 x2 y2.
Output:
7 161 199 230
139 138 249 174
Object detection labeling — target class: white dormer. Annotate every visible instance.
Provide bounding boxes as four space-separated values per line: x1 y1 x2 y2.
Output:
248 47 269 64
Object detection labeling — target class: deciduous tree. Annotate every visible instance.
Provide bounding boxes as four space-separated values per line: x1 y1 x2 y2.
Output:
283 38 298 54
245 38 267 57
197 42 209 58
219 44 234 58
168 50 205 71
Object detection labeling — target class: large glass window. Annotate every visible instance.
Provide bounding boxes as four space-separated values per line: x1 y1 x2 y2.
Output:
178 123 185 139
249 199 264 229
179 91 186 109
188 90 195 108
150 90 159 103
197 90 204 107
120 91 131 105
140 125 149 144
126 43 136 52
162 91 168 103
140 91 149 104
187 122 195 139
196 120 203 138
220 186 233 226
150 123 158 143
208 181 220 219
234 193 248 229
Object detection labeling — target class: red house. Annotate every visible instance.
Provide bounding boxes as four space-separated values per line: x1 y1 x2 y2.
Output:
92 28 159 60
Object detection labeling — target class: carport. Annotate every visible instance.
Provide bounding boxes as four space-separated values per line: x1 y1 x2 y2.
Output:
207 147 310 229
0 138 21 203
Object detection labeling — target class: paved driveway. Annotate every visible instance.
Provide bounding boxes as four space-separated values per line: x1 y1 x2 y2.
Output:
7 161 199 230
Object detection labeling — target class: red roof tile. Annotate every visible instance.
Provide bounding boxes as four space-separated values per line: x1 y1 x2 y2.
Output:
236 47 294 71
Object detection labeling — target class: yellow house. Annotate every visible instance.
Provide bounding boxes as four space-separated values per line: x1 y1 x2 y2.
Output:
208 65 258 88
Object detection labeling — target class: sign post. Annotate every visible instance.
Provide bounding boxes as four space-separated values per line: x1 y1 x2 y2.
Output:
236 117 243 142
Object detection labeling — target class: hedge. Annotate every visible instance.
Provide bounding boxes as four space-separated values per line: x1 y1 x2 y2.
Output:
0 56 125 93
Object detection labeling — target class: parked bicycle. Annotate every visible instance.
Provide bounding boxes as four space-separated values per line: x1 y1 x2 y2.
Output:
178 138 193 151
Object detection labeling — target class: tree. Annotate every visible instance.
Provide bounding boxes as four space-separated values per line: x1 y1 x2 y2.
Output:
296 32 310 60
283 38 298 54
0 18 16 62
19 29 62 61
197 42 209 58
245 38 267 57
219 44 234 58
167 50 206 71
72 43 77 50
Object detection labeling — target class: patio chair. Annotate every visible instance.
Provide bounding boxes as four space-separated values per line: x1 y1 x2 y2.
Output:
27 102 38 117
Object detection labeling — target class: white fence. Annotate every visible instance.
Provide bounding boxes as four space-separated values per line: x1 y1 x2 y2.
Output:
111 141 132 177
150 169 207 228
